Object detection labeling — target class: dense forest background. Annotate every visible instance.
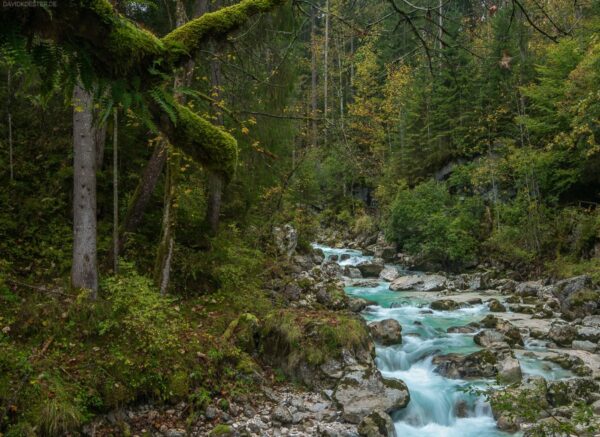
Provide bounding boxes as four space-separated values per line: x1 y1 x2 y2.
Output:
0 0 599 434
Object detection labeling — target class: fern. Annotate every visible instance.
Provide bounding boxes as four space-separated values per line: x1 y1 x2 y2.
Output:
149 86 178 125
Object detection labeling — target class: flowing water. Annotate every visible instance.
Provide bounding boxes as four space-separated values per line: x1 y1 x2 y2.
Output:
313 244 573 437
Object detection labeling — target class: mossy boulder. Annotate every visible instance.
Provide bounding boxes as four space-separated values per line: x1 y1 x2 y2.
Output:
488 299 507 312
358 410 396 437
259 309 372 386
430 299 460 311
222 313 260 354
368 319 402 346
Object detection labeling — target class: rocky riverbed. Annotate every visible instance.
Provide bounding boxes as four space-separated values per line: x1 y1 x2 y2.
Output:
86 230 600 436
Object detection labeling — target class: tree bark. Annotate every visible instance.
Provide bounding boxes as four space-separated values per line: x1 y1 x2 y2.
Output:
7 67 13 181
112 108 119 273
72 84 98 296
203 0 225 236
323 0 330 121
310 3 318 146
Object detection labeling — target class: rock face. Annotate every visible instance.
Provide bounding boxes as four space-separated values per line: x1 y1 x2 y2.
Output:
369 319 402 346
379 266 400 282
474 330 508 348
273 224 298 259
515 281 542 297
358 410 397 437
389 274 446 292
430 299 460 311
356 259 385 278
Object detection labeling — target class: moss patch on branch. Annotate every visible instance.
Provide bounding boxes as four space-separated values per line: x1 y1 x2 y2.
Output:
173 104 238 179
163 0 286 56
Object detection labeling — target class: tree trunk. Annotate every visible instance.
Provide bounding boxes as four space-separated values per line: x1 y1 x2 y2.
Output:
203 5 225 236
323 0 329 122
7 67 13 181
154 150 178 295
72 84 98 296
205 170 223 235
310 3 318 147
112 108 119 273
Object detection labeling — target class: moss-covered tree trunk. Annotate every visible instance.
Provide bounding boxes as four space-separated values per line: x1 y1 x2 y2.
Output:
72 84 98 296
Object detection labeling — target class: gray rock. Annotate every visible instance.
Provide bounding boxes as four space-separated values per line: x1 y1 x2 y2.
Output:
430 299 460 311
474 330 508 348
358 410 397 437
333 369 410 424
434 347 521 383
349 298 369 313
389 275 423 291
552 275 591 301
272 405 294 424
379 267 400 282
582 315 600 327
516 281 543 297
420 274 447 291
571 340 597 352
344 266 363 279
356 259 385 278
488 299 507 312
205 405 218 420
548 322 577 346
273 224 298 259
369 319 402 346
576 326 600 342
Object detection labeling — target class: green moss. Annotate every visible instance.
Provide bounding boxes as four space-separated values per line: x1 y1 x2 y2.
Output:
568 289 600 306
169 370 190 399
163 0 285 55
261 309 370 369
173 104 238 180
209 424 232 436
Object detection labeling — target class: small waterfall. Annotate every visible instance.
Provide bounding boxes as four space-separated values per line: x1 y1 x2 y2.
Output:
314 243 506 437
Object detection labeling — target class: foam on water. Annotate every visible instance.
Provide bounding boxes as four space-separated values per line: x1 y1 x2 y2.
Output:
311 243 568 436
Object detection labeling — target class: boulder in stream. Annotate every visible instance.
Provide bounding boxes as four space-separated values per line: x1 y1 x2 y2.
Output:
358 410 397 437
389 274 446 292
356 259 385 278
379 266 400 282
369 319 402 346
430 299 460 311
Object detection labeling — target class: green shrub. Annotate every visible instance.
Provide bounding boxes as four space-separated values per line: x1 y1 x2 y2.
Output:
385 180 483 268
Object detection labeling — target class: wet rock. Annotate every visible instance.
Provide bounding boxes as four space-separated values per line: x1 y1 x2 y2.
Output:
467 298 483 305
379 267 400 282
389 275 422 291
349 298 369 313
546 353 592 376
369 319 402 346
333 370 410 424
447 325 477 334
571 340 597 353
354 280 380 288
357 410 396 437
344 266 363 279
548 322 577 347
488 299 506 312
474 330 508 348
430 299 459 311
374 246 398 263
434 347 521 383
356 259 385 278
340 253 351 261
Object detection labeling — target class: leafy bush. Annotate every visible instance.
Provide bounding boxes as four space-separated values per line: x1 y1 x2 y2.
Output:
385 180 483 268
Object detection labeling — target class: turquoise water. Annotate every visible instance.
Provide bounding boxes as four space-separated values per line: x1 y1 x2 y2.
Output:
314 243 572 436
